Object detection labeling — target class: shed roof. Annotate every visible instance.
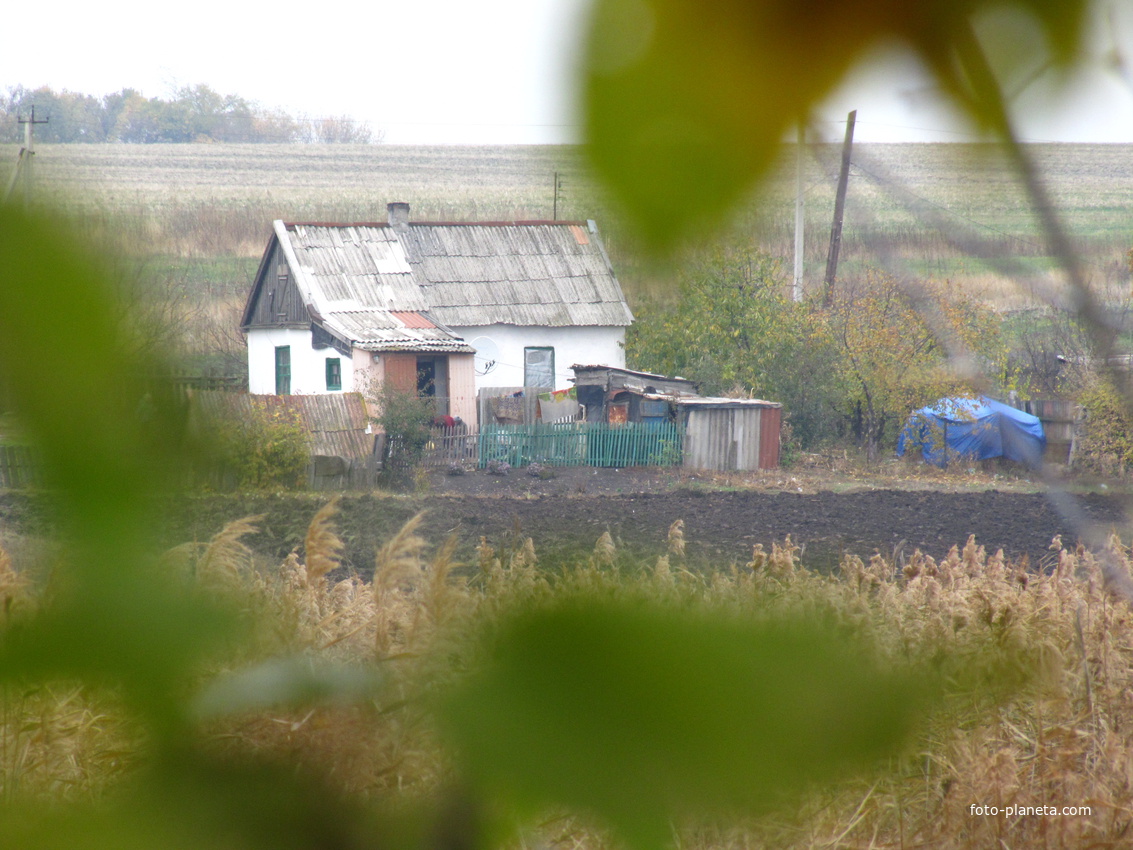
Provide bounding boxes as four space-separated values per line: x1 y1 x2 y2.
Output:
242 213 631 352
191 391 374 460
675 397 783 409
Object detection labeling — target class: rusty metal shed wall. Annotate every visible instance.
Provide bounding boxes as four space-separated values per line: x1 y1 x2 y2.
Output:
680 403 781 471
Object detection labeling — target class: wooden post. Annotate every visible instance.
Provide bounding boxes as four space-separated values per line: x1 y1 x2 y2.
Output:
823 110 856 307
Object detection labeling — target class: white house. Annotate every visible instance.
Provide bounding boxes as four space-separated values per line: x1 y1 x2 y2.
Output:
240 203 633 424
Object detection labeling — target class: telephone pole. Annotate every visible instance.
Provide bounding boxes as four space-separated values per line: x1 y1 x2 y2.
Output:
4 106 49 209
822 109 856 307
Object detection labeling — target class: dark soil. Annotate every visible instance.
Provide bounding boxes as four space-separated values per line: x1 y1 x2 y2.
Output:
1 465 1129 575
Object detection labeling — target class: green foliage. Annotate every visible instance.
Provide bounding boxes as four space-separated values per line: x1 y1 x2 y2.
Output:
624 248 843 447
625 251 1006 454
828 271 1005 457
0 83 375 144
0 204 239 727
372 382 437 490
1000 308 1093 398
582 0 1090 249
214 399 310 490
1075 378 1133 475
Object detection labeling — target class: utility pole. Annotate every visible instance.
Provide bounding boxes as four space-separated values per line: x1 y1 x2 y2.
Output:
792 124 805 302
823 109 856 307
3 106 49 209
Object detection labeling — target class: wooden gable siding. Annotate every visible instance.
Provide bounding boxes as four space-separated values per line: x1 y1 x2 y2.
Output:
245 242 309 328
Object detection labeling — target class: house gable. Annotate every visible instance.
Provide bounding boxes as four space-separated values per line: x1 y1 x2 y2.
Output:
241 238 309 329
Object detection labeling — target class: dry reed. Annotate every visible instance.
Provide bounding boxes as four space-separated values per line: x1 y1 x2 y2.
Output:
7 500 1133 846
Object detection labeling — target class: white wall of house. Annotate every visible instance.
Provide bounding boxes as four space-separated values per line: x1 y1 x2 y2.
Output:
352 348 380 399
457 325 626 393
246 328 354 395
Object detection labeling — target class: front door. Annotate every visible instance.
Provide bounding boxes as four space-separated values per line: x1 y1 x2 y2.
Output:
417 356 449 415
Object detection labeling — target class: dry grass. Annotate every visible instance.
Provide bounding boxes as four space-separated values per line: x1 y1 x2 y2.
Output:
4 502 1133 845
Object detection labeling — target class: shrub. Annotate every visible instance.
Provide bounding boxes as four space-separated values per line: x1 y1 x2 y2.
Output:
372 382 436 490
1075 378 1133 475
214 398 309 490
625 247 844 448
826 271 1004 459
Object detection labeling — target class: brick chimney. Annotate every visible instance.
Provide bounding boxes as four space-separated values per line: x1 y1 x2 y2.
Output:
387 201 410 231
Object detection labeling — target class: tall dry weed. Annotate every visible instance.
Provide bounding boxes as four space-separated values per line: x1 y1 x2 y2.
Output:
0 543 28 623
303 497 344 587
195 514 263 594
372 511 429 659
15 502 1133 847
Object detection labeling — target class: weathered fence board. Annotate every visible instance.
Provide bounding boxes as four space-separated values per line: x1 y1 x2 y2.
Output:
0 445 41 489
422 426 478 467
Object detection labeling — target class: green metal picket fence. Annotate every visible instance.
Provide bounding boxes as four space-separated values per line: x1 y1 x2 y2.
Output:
478 422 683 469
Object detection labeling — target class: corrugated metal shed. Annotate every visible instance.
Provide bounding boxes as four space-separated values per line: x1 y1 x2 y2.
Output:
572 365 700 395
191 391 375 460
676 398 782 471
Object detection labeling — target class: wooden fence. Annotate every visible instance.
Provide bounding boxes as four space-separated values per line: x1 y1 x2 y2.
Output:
474 422 683 469
1 423 683 491
422 426 479 467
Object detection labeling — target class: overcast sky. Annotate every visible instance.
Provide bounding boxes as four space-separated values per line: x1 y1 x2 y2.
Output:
4 0 1133 145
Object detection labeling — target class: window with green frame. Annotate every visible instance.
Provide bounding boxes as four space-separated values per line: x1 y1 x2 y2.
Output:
524 346 554 389
325 357 342 391
275 346 291 395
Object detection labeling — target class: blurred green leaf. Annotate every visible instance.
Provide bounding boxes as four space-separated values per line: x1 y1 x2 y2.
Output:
440 597 926 849
0 206 234 727
0 750 385 850
582 0 1090 249
192 656 384 720
0 206 181 553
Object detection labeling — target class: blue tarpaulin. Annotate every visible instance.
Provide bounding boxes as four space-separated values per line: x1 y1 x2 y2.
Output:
897 396 1046 468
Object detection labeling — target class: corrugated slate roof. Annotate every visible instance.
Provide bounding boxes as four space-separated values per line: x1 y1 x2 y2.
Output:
260 218 631 350
277 222 469 351
403 223 632 328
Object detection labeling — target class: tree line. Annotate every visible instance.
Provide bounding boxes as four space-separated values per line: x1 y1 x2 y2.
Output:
0 84 379 144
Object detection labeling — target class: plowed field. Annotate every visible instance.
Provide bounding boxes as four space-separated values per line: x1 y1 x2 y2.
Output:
1 467 1126 575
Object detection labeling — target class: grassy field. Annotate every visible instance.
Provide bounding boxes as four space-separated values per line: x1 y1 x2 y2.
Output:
4 142 1131 297
3 141 1131 378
